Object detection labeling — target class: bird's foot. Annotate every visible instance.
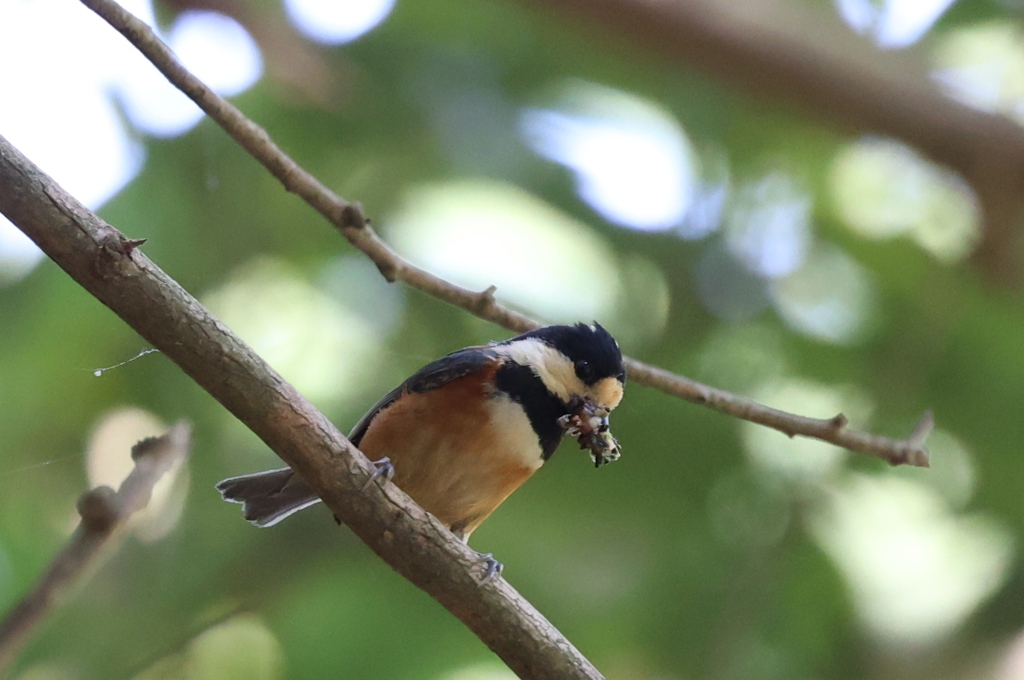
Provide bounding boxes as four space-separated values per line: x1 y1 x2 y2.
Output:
361 457 395 491
475 552 504 584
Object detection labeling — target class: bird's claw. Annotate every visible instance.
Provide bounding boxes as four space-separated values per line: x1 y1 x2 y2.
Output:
361 457 395 491
475 552 504 584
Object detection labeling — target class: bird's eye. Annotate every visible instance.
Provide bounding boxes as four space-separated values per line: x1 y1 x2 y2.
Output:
575 359 596 382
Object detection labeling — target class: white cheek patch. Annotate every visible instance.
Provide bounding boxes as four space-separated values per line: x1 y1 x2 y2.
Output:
496 338 585 403
497 337 623 410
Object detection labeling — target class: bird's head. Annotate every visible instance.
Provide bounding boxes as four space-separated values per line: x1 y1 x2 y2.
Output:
495 322 625 412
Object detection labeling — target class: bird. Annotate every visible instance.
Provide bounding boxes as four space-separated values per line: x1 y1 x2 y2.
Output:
216 323 625 557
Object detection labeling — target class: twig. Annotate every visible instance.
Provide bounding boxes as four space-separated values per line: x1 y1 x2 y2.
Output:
78 0 932 468
0 422 192 673
0 135 602 680
627 365 933 467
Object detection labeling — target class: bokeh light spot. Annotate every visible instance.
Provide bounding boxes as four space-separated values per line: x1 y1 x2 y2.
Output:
830 137 979 262
890 428 977 509
0 224 46 286
770 242 877 345
810 474 1013 646
386 179 622 323
318 254 406 336
836 0 956 49
86 408 188 542
742 379 873 482
136 614 285 680
170 11 262 97
284 0 396 45
11 664 78 680
933 21 1024 116
0 0 145 283
607 254 671 345
0 0 263 281
189 615 285 680
695 323 788 394
203 258 381 406
677 147 730 241
521 80 697 232
724 172 811 280
116 10 263 137
540 533 650 608
437 664 517 680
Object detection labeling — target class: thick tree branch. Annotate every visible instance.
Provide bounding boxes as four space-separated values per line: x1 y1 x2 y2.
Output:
0 423 192 673
0 135 601 680
511 0 1024 283
518 0 1024 172
80 0 931 468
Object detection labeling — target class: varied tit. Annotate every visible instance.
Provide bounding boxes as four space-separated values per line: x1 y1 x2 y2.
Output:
216 323 625 553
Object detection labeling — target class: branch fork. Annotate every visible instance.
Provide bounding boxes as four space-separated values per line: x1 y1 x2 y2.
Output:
0 423 192 673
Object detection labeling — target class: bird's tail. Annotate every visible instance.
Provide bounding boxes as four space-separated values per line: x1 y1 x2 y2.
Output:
215 467 321 527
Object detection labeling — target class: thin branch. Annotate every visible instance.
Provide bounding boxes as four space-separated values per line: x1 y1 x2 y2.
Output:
627 365 933 467
0 422 192 673
79 0 932 468
0 135 601 680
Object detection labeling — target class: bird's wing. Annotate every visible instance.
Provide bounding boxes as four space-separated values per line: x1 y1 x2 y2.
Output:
347 346 499 447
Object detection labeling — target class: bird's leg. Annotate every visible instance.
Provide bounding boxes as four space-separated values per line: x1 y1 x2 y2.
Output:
361 457 395 491
474 552 504 583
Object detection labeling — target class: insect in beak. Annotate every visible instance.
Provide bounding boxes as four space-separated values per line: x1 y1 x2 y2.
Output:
558 396 622 468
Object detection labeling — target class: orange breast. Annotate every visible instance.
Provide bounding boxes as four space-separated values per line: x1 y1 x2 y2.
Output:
357 367 543 541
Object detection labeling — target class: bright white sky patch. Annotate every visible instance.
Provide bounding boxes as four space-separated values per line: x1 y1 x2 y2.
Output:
386 180 622 323
284 0 396 45
0 0 262 282
115 10 262 137
521 80 696 232
0 0 144 282
835 0 956 49
171 12 262 97
810 474 1013 646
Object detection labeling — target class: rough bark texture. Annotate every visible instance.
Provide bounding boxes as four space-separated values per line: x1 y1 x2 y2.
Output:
0 134 604 680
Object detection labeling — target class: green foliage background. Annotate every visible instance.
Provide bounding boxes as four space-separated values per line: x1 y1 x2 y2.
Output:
2 1 1023 679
